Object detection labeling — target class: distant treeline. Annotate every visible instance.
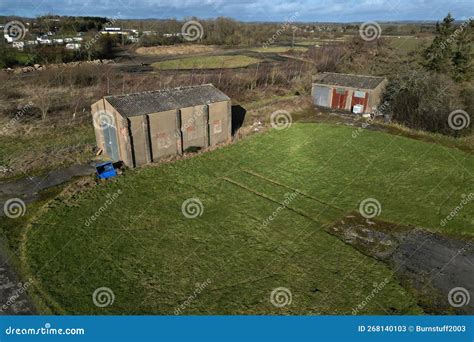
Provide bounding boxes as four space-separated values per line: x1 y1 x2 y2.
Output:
130 17 439 47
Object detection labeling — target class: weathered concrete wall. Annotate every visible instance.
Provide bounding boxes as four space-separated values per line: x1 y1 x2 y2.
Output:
367 80 388 112
312 83 386 114
148 109 180 160
90 99 106 152
180 105 208 151
93 97 232 168
208 100 230 146
103 99 133 166
128 115 150 167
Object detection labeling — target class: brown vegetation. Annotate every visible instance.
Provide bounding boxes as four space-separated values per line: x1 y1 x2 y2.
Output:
135 44 218 56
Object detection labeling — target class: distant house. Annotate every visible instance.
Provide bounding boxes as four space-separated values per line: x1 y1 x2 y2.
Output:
37 36 52 45
104 27 121 32
65 43 81 50
101 28 129 35
312 72 387 114
12 41 24 50
91 84 232 168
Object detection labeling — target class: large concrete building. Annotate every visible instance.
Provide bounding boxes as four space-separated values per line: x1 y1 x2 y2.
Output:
91 84 231 168
311 73 387 114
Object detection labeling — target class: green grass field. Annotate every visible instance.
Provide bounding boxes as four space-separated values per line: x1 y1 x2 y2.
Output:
21 123 473 314
385 36 433 54
152 55 261 70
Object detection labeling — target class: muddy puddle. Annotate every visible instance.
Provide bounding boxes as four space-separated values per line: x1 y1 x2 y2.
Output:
328 214 474 314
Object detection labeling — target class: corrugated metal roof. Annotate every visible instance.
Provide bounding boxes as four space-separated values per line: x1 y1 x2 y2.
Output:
105 84 230 117
312 72 386 90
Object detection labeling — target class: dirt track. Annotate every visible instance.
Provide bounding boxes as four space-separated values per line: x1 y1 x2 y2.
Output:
0 164 95 211
0 164 95 315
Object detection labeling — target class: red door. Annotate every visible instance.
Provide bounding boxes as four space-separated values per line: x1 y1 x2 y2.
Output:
351 91 368 112
331 88 348 110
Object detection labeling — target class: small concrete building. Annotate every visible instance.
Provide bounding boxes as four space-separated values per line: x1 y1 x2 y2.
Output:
312 73 387 114
91 84 231 168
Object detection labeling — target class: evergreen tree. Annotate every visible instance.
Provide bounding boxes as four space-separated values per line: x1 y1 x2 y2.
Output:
422 13 472 81
422 13 454 73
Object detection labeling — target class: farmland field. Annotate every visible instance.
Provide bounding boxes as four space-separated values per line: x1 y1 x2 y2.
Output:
135 44 218 56
22 123 473 314
385 36 433 54
152 55 261 70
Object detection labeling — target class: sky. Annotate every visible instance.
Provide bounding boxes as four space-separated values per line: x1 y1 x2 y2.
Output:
0 0 472 22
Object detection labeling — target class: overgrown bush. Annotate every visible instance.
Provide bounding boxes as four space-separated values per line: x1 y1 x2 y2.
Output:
380 70 471 137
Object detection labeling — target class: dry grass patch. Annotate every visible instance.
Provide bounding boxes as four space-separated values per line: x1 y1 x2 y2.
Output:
135 44 218 56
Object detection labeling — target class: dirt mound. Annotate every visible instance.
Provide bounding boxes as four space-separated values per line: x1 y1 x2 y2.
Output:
328 214 474 314
135 44 218 56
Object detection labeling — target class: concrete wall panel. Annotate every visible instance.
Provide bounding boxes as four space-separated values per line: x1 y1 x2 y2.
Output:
129 116 149 167
209 101 230 146
181 105 208 151
148 109 180 160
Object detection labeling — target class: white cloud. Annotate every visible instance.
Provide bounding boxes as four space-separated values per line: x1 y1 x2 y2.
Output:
0 0 470 21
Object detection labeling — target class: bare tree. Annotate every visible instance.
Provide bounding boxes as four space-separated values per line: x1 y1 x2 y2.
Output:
34 88 53 120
